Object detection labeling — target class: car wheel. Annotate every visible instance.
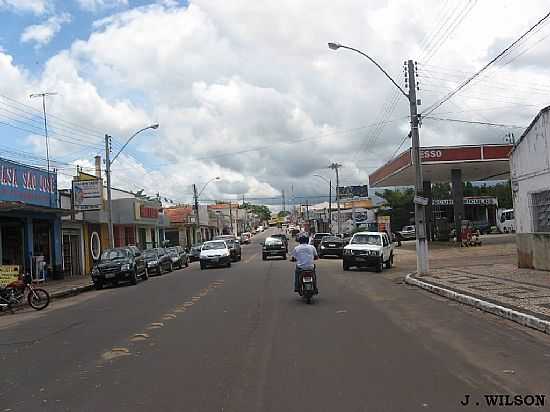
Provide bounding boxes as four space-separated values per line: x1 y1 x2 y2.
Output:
386 254 393 269
94 281 103 290
282 254 287 260
200 261 206 270
185 257 189 267
376 259 383 273
343 263 349 271
169 263 173 272
262 254 267 260
142 269 149 280
227 261 231 268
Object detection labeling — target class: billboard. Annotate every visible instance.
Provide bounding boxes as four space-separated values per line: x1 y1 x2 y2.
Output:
0 157 57 207
72 179 103 211
337 185 369 200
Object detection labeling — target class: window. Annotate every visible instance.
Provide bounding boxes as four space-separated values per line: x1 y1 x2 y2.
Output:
531 190 550 232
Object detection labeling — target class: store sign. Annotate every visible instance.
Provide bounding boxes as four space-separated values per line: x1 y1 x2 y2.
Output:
0 157 57 207
0 265 19 287
337 185 369 199
433 197 498 206
136 204 159 220
72 179 103 211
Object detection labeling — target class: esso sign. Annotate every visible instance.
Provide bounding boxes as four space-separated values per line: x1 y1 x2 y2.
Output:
420 150 442 160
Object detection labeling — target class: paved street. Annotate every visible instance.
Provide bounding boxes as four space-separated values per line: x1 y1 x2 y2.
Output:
2 230 550 412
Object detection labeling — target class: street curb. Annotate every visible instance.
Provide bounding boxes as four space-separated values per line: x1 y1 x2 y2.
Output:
50 284 94 300
405 272 550 335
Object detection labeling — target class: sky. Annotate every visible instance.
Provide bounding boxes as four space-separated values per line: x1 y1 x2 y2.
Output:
1 0 550 207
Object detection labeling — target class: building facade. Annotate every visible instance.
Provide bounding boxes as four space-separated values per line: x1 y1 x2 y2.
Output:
510 105 550 271
0 157 63 280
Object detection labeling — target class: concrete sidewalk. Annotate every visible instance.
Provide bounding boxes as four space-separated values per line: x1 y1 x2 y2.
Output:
40 275 94 299
408 264 550 332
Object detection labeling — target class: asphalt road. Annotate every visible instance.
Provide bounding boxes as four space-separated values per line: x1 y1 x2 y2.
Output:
2 229 550 411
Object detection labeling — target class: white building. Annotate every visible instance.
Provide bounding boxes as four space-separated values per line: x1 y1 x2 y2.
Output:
510 105 550 271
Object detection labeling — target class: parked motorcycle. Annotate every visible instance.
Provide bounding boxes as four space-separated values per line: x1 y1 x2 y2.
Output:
0 273 50 313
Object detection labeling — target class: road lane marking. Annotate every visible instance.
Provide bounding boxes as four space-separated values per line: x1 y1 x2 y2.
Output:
130 333 150 342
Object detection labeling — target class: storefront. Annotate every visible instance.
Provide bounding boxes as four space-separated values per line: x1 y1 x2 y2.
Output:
432 196 499 227
0 158 63 279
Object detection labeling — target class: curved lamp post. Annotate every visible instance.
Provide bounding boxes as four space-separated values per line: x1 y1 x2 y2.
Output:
193 177 221 242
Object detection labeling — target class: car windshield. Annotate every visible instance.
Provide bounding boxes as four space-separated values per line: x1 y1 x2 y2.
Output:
203 242 226 250
322 236 341 242
265 238 282 245
315 233 331 239
100 249 128 261
351 234 381 245
143 249 159 258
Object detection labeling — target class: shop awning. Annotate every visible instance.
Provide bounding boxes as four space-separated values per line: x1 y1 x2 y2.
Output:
0 201 73 216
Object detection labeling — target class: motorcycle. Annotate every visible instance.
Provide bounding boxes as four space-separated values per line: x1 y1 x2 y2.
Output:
0 273 50 313
297 268 317 304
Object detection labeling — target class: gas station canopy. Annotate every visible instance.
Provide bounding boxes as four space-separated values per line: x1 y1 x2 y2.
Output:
369 144 513 187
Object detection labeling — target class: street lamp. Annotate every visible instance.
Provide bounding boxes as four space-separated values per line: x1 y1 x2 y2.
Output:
193 177 221 242
328 41 429 274
313 174 332 231
105 123 160 248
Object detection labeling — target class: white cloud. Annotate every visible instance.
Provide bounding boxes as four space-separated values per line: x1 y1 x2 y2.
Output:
76 0 127 13
4 0 550 203
0 0 50 14
21 13 71 47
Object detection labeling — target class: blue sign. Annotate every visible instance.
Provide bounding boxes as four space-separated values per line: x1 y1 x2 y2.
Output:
0 157 57 207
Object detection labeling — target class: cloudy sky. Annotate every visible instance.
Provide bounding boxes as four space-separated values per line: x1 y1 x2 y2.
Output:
1 0 549 206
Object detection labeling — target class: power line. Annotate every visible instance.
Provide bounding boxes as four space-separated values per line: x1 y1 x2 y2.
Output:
424 116 526 129
422 8 550 116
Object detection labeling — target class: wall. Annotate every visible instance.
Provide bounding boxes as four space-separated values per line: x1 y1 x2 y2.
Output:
517 233 550 271
511 109 550 233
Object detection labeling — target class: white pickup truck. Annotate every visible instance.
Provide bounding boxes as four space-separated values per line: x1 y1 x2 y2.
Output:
342 231 394 272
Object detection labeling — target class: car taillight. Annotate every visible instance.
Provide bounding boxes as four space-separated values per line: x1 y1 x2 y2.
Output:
302 276 314 282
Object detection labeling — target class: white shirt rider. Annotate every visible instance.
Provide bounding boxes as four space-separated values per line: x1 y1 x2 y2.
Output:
292 243 318 269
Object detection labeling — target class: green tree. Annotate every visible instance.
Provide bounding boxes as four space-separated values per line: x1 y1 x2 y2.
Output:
241 203 272 221
375 188 415 231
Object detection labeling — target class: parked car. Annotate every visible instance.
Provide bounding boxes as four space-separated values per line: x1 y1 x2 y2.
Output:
92 246 147 289
189 243 203 262
343 232 394 272
240 232 251 244
397 225 416 241
270 233 288 252
166 246 189 269
200 240 231 269
262 237 287 260
497 209 515 233
318 235 344 258
213 235 242 261
310 232 332 250
143 247 173 275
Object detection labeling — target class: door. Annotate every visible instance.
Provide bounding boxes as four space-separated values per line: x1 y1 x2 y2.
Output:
382 234 390 261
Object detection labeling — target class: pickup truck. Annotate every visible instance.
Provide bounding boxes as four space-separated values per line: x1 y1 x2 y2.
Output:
342 231 394 272
397 225 416 241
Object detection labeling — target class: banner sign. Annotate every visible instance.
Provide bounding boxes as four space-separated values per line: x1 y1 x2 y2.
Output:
72 179 103 211
0 157 57 207
433 197 498 206
337 185 369 199
0 265 19 287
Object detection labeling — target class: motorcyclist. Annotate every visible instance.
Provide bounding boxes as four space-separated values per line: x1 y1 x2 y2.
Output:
290 234 318 294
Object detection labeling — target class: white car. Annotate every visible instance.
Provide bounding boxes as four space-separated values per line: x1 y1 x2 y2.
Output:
199 241 231 270
342 232 394 272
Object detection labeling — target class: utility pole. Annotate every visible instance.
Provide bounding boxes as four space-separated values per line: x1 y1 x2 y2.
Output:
282 189 285 213
30 92 56 208
105 134 114 248
329 163 342 234
193 184 200 243
229 201 233 235
408 59 429 275
328 179 332 231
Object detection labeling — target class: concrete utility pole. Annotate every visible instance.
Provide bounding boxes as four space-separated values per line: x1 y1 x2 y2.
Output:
407 60 429 275
193 184 200 243
328 42 429 274
105 134 114 248
329 163 342 234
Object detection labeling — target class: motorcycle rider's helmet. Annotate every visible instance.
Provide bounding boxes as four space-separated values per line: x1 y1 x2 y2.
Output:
298 234 309 244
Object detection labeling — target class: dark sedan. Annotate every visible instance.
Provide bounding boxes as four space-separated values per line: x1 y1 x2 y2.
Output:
189 243 203 262
270 233 289 252
318 236 344 258
262 237 287 260
143 248 173 275
92 247 147 289
166 246 189 269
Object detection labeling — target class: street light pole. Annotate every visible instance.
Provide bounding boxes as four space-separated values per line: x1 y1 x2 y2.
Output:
328 42 429 274
329 163 342 234
106 124 159 249
193 177 221 242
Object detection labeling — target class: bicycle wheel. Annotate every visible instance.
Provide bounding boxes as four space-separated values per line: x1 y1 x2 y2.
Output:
27 288 50 311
